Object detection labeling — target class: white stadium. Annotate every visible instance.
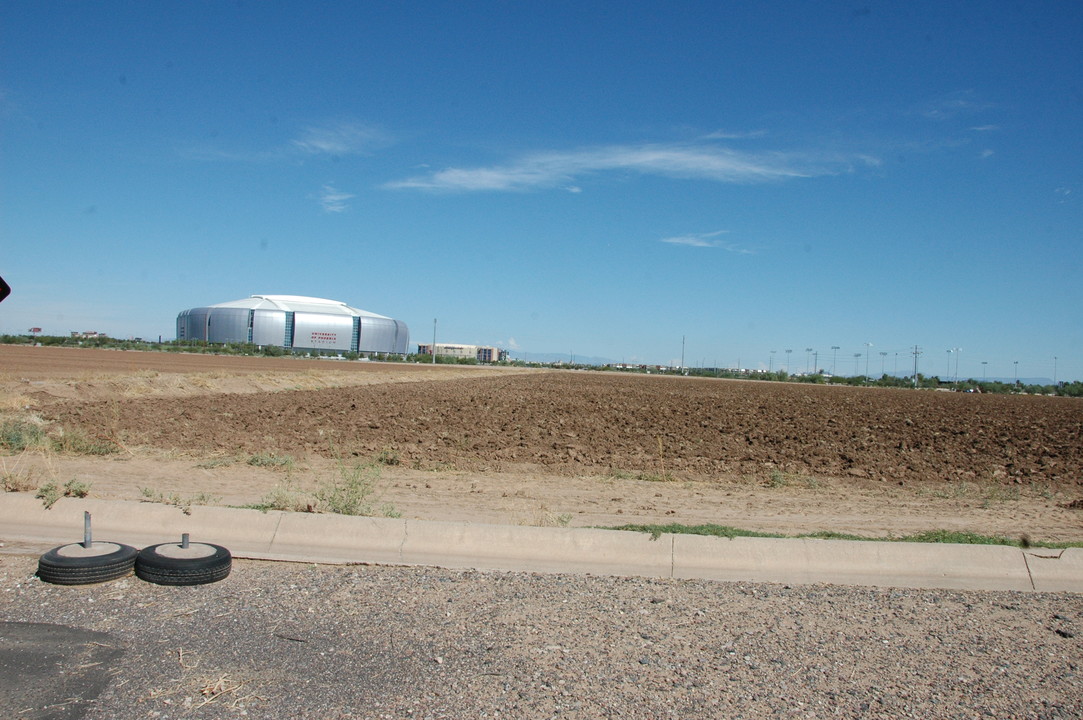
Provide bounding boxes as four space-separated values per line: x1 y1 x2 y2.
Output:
176 295 409 355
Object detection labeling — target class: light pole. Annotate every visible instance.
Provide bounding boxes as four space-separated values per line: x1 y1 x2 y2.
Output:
946 349 952 379
982 361 988 381
769 350 776 373
864 342 873 380
805 348 813 374
1014 360 1019 383
785 349 792 374
432 318 437 364
953 348 962 383
1054 356 1058 385
831 346 840 375
879 351 887 377
854 353 861 376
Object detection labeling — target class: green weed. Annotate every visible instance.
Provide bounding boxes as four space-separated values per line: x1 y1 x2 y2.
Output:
140 487 221 515
606 522 1082 549
767 470 788 488
63 478 91 498
33 477 92 508
2 421 118 456
247 453 294 469
0 420 47 452
35 482 62 509
314 446 399 518
375 447 401 466
195 457 235 469
57 429 118 455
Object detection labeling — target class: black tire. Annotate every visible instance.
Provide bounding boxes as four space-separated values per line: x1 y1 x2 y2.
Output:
135 542 232 586
37 542 138 585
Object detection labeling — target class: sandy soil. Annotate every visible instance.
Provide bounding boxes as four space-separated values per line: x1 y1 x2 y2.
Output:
3 345 1083 542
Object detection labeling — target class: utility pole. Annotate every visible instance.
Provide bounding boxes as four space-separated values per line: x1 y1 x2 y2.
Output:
681 336 685 371
432 318 437 364
831 346 840 375
911 345 922 387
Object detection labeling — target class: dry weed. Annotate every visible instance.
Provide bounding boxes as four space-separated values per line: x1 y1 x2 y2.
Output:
523 505 572 527
2 467 36 492
195 673 253 709
142 650 263 712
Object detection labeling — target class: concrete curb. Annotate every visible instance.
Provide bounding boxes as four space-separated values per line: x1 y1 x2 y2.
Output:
2 494 1080 592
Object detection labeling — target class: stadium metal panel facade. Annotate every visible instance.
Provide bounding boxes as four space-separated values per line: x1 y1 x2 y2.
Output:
177 295 409 354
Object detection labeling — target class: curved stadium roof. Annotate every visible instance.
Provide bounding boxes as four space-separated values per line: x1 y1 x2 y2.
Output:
209 295 393 319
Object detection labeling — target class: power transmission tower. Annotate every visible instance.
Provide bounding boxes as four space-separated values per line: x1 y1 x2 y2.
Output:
911 345 922 387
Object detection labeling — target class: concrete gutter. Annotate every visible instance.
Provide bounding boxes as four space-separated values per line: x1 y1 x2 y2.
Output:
2 494 1080 592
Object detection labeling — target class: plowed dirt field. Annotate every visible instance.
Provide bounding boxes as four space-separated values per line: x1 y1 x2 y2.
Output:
3 345 1082 541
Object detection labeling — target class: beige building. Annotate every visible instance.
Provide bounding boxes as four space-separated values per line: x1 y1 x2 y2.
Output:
417 343 506 363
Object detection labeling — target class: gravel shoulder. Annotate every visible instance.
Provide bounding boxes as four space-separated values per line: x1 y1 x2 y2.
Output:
1 554 1081 719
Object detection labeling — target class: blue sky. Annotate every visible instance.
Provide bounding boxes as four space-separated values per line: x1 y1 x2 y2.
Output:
1 1 1080 381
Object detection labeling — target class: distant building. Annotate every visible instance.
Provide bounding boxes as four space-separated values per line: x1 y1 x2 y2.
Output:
417 343 507 363
177 295 409 354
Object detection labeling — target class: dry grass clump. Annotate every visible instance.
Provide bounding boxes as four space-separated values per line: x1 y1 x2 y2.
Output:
250 480 314 513
2 467 36 493
523 505 572 527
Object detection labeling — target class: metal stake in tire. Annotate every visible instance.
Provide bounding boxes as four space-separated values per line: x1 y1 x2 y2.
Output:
37 512 138 585
135 535 232 586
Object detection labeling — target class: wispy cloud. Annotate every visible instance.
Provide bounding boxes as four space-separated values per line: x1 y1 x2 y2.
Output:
660 230 753 254
918 90 996 121
386 141 873 192
318 184 354 213
292 121 388 156
183 120 389 162
979 149 995 159
702 128 768 140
